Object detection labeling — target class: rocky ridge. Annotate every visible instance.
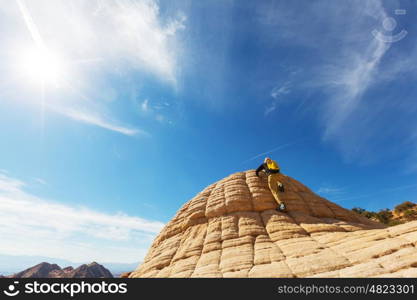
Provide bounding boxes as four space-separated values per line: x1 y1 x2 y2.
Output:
5 262 113 278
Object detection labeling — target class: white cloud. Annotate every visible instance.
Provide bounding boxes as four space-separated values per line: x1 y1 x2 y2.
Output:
317 184 347 203
319 34 390 138
141 99 150 113
265 82 291 116
264 103 277 116
242 139 307 164
10 0 186 83
283 0 389 142
0 173 25 194
317 186 345 196
0 172 164 263
257 0 417 164
2 0 186 136
94 0 185 83
164 13 187 36
138 98 171 124
265 71 297 116
271 81 291 99
52 106 149 137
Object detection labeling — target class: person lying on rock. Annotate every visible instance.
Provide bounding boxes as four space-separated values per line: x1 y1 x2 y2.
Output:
255 157 286 212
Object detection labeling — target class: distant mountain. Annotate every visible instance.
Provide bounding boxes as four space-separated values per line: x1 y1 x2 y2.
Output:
0 254 138 276
69 262 113 278
5 262 113 278
12 262 61 278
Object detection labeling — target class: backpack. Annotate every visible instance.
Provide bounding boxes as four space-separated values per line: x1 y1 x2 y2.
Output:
267 160 280 171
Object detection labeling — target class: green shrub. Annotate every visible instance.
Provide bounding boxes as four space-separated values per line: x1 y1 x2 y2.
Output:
387 219 404 226
394 201 416 213
364 211 377 219
403 209 417 219
375 209 393 224
351 207 377 219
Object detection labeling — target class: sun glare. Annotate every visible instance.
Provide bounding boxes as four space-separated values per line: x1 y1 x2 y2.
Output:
17 46 65 86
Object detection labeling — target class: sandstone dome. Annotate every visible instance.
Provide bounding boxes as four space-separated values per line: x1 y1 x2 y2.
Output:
129 170 417 278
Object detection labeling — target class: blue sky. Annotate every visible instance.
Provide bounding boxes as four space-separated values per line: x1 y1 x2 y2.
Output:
1 0 417 264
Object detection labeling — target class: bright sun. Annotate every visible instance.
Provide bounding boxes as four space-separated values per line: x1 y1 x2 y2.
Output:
17 46 65 86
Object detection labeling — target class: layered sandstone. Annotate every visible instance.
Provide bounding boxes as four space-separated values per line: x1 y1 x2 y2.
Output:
130 170 417 278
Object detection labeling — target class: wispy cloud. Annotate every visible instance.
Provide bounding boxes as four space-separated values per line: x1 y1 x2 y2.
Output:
264 103 277 116
16 0 45 49
0 173 25 194
317 185 346 197
242 139 307 164
258 0 417 167
3 0 186 136
138 98 172 124
265 80 293 116
264 65 303 116
141 99 150 113
308 2 417 167
52 106 148 137
281 1 390 143
94 0 186 83
271 81 291 100
13 0 186 83
319 33 389 138
0 171 164 263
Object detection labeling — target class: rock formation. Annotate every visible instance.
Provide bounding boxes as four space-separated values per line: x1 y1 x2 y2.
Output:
129 170 417 278
11 262 61 278
119 271 132 278
7 262 113 278
70 262 113 278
